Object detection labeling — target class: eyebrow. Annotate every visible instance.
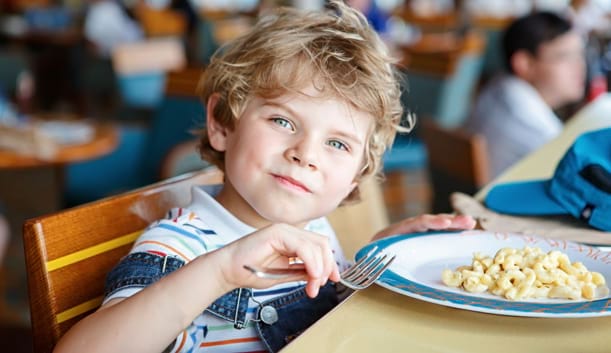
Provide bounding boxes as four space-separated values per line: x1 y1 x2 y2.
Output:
262 100 366 147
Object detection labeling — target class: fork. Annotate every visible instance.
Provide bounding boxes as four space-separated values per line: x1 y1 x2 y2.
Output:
243 246 396 290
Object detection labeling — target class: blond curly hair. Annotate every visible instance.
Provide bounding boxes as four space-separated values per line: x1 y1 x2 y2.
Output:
198 0 411 202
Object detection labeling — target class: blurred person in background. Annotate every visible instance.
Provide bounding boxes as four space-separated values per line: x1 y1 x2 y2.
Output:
463 11 586 178
568 0 611 36
84 0 144 57
346 0 390 34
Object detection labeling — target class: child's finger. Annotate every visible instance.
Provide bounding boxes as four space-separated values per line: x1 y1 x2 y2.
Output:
291 234 338 296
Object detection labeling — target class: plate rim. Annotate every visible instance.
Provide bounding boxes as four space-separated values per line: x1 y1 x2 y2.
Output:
356 230 611 318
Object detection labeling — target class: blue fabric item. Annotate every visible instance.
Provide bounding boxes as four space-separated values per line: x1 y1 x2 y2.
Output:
141 96 205 179
106 252 341 353
64 96 204 206
364 1 389 34
65 125 149 205
382 136 427 172
117 72 166 109
24 7 71 31
485 128 611 231
404 53 484 128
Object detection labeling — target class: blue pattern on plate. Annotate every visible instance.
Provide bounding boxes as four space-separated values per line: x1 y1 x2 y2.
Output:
356 231 611 316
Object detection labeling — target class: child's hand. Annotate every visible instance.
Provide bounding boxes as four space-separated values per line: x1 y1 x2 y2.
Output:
371 214 476 241
216 223 340 298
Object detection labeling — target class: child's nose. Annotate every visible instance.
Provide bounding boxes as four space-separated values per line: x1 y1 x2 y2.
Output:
287 139 318 169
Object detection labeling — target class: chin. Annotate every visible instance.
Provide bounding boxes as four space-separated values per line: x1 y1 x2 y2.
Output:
282 212 315 224
567 91 585 103
267 208 327 226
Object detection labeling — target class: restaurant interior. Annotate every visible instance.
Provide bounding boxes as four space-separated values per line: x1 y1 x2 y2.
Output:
1 0 611 351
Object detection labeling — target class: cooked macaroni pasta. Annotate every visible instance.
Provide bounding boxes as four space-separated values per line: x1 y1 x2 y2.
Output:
441 246 609 301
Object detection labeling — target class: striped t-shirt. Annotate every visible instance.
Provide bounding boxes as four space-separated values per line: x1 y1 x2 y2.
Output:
105 184 349 352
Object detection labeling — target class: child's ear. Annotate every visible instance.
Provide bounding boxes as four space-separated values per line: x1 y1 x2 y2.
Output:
511 50 535 81
206 93 228 152
347 179 359 198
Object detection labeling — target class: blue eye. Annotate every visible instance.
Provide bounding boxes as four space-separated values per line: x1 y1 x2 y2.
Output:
327 139 348 151
271 117 294 130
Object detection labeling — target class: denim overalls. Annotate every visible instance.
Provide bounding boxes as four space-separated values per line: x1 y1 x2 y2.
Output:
105 252 344 352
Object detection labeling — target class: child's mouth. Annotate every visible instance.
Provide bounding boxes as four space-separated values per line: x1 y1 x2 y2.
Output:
272 174 311 193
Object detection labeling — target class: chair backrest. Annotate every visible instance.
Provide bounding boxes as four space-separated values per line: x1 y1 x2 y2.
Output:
165 67 205 98
401 31 485 128
421 118 490 213
23 168 223 353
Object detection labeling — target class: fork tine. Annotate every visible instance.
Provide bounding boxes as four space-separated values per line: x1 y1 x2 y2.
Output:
341 247 380 279
341 253 387 282
340 251 395 290
356 255 395 288
342 246 378 276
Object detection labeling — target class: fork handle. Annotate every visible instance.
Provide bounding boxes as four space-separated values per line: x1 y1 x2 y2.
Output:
288 256 304 266
244 265 307 280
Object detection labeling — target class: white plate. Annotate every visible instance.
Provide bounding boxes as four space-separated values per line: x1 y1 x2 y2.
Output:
356 230 611 318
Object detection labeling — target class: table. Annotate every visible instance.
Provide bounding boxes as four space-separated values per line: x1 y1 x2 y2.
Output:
0 122 118 213
0 124 117 168
282 94 611 352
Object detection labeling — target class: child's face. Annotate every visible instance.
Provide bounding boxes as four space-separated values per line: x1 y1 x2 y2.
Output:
210 84 373 228
529 31 586 107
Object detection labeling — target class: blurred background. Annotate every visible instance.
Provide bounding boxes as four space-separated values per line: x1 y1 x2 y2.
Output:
1 0 610 351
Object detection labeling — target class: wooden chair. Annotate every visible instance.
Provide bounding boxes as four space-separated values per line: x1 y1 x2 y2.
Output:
421 118 490 213
165 66 205 98
23 168 223 353
24 167 388 352
400 31 485 128
134 3 188 37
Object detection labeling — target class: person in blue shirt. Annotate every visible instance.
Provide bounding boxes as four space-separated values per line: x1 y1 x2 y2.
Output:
346 0 390 34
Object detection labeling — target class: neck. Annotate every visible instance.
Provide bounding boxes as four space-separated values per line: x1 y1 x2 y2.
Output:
215 186 270 229
215 183 308 229
534 88 562 110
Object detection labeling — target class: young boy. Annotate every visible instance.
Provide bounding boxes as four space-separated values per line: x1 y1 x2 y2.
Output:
55 2 474 352
463 11 586 178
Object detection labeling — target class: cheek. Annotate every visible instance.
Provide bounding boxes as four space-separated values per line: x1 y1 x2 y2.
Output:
551 66 585 93
323 163 360 198
536 67 569 91
223 137 261 176
553 61 584 80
